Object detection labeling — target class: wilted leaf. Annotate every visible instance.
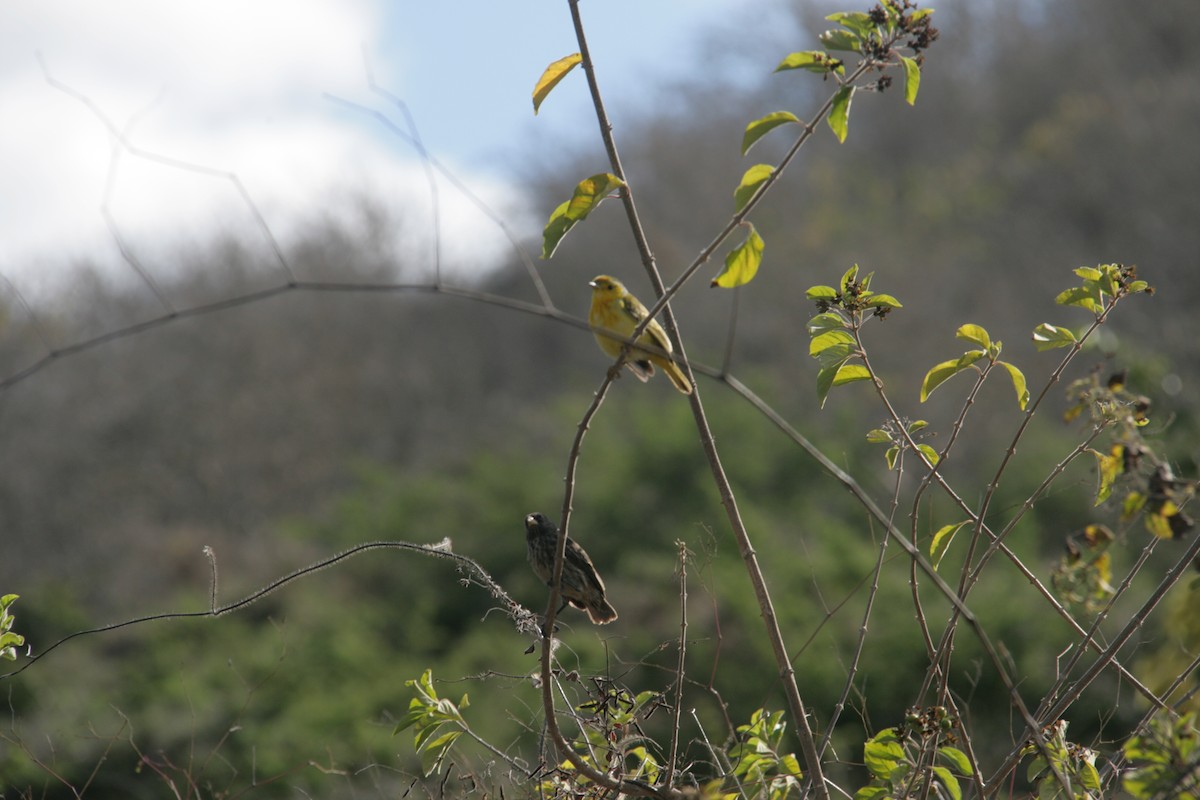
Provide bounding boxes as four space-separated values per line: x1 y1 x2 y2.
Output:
1092 445 1123 505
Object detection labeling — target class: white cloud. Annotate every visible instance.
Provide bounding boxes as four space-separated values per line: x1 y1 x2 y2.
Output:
0 0 536 299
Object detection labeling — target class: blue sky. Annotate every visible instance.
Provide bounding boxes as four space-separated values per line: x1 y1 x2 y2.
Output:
0 0 771 296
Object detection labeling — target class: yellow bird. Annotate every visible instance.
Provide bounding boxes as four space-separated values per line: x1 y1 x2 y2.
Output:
588 275 692 395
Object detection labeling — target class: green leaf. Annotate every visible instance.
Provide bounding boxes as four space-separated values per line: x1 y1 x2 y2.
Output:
419 730 461 776
866 428 891 443
864 736 905 778
955 324 991 349
541 173 626 259
839 263 859 290
932 767 963 800
394 699 429 735
742 111 801 155
938 746 974 776
885 446 899 470
806 285 839 301
532 53 581 114
828 86 855 143
900 55 921 105
807 312 845 335
820 28 862 52
0 632 24 661
999 361 1030 410
1026 755 1048 783
816 363 869 407
864 293 902 309
775 50 844 76
853 788 890 800
1032 323 1077 351
712 224 764 288
541 201 574 260
779 753 803 778
921 359 961 402
916 444 940 466
930 521 969 570
826 11 876 36
815 342 858 368
907 420 929 433
809 329 856 358
1074 266 1102 281
1054 284 1103 313
919 351 985 402
565 173 625 220
734 164 775 213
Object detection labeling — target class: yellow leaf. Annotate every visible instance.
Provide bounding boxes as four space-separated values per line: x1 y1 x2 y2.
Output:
533 53 582 114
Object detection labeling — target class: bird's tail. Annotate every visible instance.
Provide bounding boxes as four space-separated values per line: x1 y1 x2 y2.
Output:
660 359 693 395
587 598 618 624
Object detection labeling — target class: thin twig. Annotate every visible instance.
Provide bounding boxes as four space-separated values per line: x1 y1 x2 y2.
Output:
988 529 1200 787
1 538 537 681
664 541 689 789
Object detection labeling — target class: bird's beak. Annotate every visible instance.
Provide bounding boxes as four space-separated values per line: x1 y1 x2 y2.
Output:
588 280 598 288
524 514 535 528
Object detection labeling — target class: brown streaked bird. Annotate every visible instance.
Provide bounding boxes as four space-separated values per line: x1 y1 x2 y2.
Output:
525 512 617 624
588 274 693 395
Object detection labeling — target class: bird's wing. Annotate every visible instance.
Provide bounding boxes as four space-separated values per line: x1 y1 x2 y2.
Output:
621 295 674 355
619 294 649 327
564 539 607 594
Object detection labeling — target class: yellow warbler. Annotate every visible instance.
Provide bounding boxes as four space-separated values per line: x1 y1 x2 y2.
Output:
587 274 692 395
